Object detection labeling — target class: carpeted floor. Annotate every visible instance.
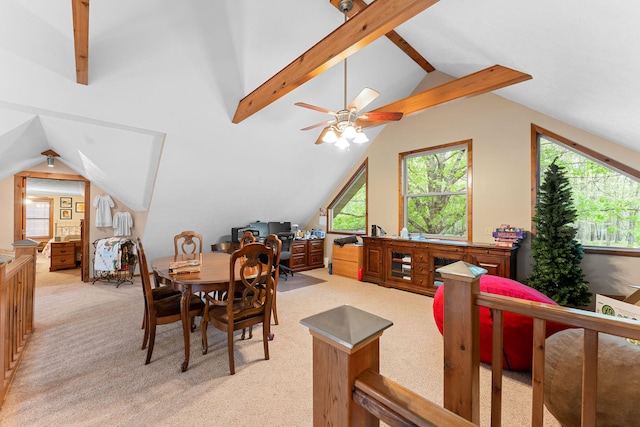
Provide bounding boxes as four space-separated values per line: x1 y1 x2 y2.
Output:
0 263 561 426
35 253 83 288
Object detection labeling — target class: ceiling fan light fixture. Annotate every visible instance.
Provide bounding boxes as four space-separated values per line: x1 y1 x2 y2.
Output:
335 136 350 150
342 124 356 139
323 129 338 143
353 130 369 144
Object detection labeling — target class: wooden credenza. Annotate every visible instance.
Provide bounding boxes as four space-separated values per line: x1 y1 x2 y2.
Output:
50 241 79 271
362 237 518 296
290 238 325 272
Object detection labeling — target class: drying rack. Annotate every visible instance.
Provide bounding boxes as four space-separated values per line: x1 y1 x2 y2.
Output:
92 238 137 287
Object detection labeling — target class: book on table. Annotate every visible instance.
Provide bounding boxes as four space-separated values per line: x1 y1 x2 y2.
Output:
169 257 201 274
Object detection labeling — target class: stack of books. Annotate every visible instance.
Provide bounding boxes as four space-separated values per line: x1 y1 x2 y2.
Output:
492 225 526 247
169 258 201 275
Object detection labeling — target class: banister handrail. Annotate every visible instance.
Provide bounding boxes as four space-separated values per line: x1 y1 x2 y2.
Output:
476 291 640 339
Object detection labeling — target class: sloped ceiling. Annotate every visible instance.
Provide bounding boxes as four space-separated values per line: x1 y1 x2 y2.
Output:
0 102 164 211
1 0 639 255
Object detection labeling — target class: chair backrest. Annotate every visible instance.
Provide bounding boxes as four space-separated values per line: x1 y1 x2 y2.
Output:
228 243 274 324
136 238 156 320
263 234 282 281
276 232 295 258
239 231 256 248
174 231 203 255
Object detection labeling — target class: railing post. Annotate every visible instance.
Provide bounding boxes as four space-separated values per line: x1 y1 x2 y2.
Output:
301 305 393 426
12 239 38 331
438 261 486 424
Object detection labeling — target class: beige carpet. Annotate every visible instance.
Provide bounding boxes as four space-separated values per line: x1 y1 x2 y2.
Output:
0 263 560 426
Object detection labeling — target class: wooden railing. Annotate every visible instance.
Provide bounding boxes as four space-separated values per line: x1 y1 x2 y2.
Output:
304 262 640 426
0 240 37 408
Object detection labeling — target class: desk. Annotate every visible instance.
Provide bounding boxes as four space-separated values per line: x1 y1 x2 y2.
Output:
152 252 234 372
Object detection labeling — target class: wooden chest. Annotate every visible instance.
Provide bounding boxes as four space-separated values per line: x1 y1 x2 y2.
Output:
50 241 76 271
332 244 363 279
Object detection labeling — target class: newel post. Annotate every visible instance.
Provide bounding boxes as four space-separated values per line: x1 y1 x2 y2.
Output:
301 305 393 427
438 261 486 424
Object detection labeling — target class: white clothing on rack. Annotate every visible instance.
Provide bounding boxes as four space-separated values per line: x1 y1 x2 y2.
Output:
94 194 114 227
113 212 133 236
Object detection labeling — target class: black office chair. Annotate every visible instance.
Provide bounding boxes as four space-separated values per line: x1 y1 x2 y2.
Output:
277 232 295 281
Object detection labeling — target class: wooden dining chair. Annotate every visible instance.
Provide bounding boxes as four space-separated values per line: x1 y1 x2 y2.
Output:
263 234 282 326
140 270 181 346
174 231 203 256
238 230 256 248
243 234 282 340
137 238 204 365
201 242 275 375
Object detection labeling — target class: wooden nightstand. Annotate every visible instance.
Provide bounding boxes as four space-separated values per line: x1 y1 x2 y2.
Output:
50 241 77 271
332 244 363 279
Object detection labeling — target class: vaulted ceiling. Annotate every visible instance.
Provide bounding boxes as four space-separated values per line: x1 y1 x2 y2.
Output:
1 0 639 249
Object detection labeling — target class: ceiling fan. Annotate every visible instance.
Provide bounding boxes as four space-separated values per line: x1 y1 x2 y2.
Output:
294 0 403 148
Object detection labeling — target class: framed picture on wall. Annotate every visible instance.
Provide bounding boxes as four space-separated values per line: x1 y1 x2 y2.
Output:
60 197 72 208
60 209 72 220
75 202 85 213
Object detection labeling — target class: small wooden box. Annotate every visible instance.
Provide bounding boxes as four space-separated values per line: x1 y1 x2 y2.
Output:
332 244 363 279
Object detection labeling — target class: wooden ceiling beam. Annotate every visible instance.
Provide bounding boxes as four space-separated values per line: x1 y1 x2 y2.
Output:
232 0 439 124
329 0 435 73
359 65 532 128
72 0 90 85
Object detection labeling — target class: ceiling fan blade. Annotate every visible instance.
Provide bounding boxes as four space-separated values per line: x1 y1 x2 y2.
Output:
348 88 379 112
315 127 331 145
301 119 336 131
359 65 532 129
358 111 403 121
295 102 336 115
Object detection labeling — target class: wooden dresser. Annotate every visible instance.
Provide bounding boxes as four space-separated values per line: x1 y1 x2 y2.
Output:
331 243 363 279
49 241 78 271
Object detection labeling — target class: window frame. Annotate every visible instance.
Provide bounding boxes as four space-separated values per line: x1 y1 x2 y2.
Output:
399 140 472 241
25 197 53 239
531 124 640 257
328 160 368 235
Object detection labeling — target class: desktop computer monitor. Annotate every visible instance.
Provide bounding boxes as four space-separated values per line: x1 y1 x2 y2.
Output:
268 221 291 235
249 221 269 239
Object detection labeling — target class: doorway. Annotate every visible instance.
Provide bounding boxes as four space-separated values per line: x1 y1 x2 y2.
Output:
14 172 91 282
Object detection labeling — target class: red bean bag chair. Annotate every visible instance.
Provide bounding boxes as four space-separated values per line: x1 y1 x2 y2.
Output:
432 275 571 371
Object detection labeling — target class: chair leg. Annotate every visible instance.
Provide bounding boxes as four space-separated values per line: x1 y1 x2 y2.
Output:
145 321 156 365
141 306 150 350
272 286 279 326
242 327 252 340
201 317 209 355
263 322 271 360
228 329 235 375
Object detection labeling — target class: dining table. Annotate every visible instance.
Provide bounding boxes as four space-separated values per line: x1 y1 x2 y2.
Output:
152 251 235 372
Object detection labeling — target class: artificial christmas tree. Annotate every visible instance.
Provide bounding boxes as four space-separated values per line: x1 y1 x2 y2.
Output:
526 160 591 307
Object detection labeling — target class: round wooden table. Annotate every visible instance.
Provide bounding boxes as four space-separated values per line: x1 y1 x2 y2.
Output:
152 252 235 372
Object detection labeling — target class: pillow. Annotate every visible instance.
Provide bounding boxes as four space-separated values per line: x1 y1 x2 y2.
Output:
432 274 572 371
